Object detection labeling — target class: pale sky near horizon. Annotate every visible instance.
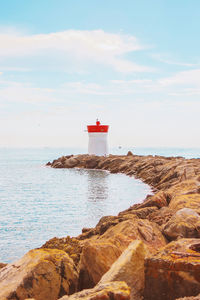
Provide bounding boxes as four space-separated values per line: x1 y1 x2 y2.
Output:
0 0 200 148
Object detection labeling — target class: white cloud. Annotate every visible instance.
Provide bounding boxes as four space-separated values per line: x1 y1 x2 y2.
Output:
0 29 151 73
152 53 199 67
159 69 200 87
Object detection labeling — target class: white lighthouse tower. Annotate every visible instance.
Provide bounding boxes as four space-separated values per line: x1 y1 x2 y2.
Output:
87 119 109 156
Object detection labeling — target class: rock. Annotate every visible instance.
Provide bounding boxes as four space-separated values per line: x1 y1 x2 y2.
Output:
176 295 200 300
176 296 200 300
144 238 200 300
78 218 166 290
119 206 158 219
99 240 146 300
63 158 79 168
84 156 100 169
0 248 78 300
127 151 134 156
46 161 51 166
169 193 200 214
41 236 82 265
52 161 63 168
163 208 200 240
0 262 7 269
78 240 122 290
59 281 130 300
136 191 170 209
148 206 174 226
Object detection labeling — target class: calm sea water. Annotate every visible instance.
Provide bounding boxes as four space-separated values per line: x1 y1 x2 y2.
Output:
0 147 199 263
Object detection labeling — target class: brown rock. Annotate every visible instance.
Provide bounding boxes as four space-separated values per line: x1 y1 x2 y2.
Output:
169 193 200 214
41 236 82 265
99 218 166 254
127 151 134 156
84 156 100 169
136 191 170 209
63 158 79 168
52 161 63 168
163 208 200 240
78 218 166 290
99 240 146 300
78 240 122 290
144 238 200 300
59 281 130 300
148 206 174 226
0 248 78 300
0 262 7 269
119 206 158 219
176 295 200 300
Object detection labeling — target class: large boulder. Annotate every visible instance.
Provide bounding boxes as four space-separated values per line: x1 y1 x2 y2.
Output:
0 248 78 300
163 208 200 240
144 238 200 300
59 281 130 300
63 158 79 168
78 218 166 290
78 240 122 290
99 240 146 300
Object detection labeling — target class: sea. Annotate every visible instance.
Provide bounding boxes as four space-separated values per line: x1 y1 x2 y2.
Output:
0 147 200 263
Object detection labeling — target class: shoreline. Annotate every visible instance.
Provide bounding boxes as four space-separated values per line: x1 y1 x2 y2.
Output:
1 152 200 299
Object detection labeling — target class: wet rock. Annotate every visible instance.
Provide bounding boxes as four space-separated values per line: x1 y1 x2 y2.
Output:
59 281 130 300
99 240 146 300
144 238 200 300
0 248 78 300
163 208 200 240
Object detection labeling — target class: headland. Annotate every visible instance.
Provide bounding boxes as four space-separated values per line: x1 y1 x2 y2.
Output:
1 152 200 300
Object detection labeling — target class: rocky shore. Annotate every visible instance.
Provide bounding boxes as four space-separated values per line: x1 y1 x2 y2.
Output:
1 152 200 299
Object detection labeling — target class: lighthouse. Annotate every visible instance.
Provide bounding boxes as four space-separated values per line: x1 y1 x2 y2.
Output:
87 119 109 156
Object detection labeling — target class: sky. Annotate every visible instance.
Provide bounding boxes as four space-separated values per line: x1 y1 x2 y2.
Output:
0 0 200 148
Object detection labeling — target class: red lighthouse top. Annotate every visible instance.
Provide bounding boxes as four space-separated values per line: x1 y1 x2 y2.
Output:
87 119 109 133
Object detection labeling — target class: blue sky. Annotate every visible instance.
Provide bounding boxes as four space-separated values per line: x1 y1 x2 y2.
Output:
0 0 200 148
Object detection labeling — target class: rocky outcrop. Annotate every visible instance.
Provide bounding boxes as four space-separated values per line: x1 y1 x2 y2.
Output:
46 153 200 299
2 152 200 299
59 281 130 300
99 240 146 300
0 248 78 300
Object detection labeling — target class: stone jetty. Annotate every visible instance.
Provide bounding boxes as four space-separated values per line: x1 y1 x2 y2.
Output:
1 152 200 299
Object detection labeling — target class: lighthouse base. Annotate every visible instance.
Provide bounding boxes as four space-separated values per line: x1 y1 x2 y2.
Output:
88 132 108 156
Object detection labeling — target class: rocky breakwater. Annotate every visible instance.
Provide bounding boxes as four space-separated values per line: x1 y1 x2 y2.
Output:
1 153 200 299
